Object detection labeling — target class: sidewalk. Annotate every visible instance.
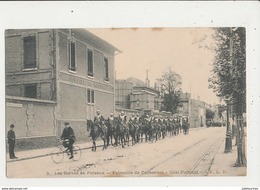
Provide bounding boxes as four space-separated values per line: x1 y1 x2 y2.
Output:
208 136 247 176
6 140 104 163
6 126 213 163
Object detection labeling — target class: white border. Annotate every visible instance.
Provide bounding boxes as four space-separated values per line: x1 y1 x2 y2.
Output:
1 1 260 188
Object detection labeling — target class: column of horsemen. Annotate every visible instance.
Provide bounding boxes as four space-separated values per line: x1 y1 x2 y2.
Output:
87 110 190 150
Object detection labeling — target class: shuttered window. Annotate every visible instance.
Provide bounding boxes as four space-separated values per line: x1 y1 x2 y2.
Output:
69 41 76 71
104 57 109 81
24 36 36 69
87 89 95 104
87 49 94 76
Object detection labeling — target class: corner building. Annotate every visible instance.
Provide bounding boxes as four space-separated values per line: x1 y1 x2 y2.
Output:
5 29 120 148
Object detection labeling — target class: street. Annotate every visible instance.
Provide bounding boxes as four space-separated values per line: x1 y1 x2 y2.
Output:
7 127 241 178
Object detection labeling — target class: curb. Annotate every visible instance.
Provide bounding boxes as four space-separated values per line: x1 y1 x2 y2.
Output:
7 127 208 163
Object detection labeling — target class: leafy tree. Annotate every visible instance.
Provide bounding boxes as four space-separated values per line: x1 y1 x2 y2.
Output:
157 67 182 114
217 104 226 121
209 27 246 167
206 108 215 120
209 28 246 113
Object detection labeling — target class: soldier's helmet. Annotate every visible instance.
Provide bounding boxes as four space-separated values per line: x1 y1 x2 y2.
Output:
132 113 135 117
121 111 124 115
110 112 114 116
136 113 139 116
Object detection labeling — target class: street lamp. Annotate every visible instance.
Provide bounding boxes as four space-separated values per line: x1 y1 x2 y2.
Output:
224 101 232 153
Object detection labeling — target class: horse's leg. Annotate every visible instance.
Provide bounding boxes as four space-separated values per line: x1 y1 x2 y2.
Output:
102 138 105 150
127 134 130 146
93 140 96 152
115 135 118 146
121 135 125 148
110 134 113 146
107 133 109 148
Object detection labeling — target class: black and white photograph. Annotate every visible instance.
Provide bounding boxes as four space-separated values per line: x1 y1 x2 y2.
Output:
1 1 260 189
5 27 247 178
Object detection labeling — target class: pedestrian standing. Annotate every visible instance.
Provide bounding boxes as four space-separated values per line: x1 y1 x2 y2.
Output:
7 124 18 159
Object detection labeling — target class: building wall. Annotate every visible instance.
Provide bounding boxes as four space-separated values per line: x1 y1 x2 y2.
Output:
6 98 57 150
5 29 55 101
5 29 117 147
189 99 206 128
130 93 157 110
56 29 116 141
115 80 133 109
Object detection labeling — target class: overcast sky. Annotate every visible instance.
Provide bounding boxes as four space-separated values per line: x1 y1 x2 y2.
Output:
88 28 220 105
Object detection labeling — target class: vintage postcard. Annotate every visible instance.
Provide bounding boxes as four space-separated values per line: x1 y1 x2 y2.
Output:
5 27 247 178
1 1 260 189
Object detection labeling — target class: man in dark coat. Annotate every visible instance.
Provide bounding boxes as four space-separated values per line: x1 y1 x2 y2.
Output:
60 122 75 159
7 124 18 159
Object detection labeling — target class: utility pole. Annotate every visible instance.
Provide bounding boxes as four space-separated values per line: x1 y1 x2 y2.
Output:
224 102 232 153
224 27 234 153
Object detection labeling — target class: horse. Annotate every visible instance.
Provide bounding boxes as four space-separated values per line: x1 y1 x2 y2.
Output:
128 121 139 146
182 121 189 135
139 116 146 142
146 121 155 142
161 122 167 139
113 117 126 148
105 119 116 146
123 122 130 146
86 119 108 151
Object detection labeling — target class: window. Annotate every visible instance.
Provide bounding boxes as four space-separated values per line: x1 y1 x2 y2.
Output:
69 41 76 71
24 84 37 99
87 89 95 104
104 57 109 81
91 90 95 103
87 49 94 76
87 89 91 103
24 36 36 69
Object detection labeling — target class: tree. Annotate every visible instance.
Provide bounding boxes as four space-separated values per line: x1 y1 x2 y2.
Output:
209 27 246 167
217 104 226 121
206 108 215 120
157 67 182 114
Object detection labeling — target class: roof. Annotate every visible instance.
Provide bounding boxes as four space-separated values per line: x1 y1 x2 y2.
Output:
74 29 122 54
126 77 146 87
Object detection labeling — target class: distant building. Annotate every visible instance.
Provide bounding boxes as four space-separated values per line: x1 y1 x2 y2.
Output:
5 29 120 149
115 77 162 116
178 92 207 128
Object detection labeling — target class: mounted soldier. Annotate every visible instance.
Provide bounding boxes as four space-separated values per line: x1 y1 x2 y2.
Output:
94 110 105 125
129 113 136 124
108 112 115 127
107 112 115 146
118 111 127 125
136 113 141 124
94 110 107 137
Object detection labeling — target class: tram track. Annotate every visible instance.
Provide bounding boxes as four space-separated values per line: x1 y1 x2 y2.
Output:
138 134 225 177
138 137 208 176
74 137 209 173
186 137 224 176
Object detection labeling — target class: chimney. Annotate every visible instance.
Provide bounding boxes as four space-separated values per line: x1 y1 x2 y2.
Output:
146 70 150 87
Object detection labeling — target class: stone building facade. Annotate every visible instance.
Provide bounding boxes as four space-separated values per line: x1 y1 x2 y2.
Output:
5 29 120 149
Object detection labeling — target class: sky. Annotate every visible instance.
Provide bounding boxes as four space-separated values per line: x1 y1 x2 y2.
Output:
88 28 220 105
